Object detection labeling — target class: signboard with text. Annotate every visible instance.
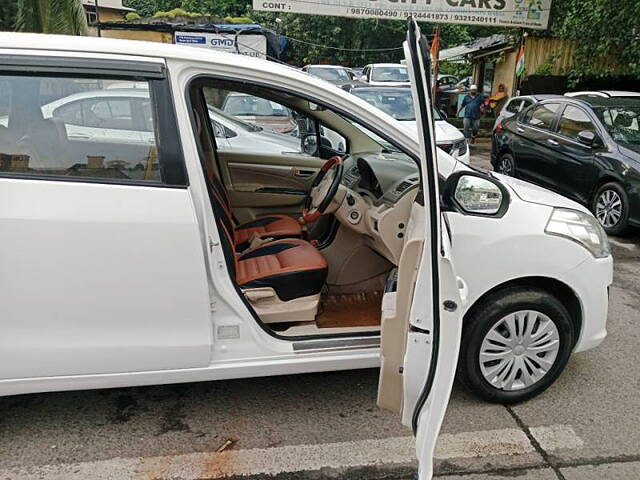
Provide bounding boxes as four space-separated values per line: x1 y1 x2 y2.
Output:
174 32 267 58
253 0 551 30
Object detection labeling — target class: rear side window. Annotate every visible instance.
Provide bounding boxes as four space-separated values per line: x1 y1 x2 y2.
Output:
0 75 162 183
557 105 596 139
526 103 561 130
505 100 522 114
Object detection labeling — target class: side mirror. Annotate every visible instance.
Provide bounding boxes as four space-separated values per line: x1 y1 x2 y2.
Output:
442 171 509 217
577 130 596 147
301 134 318 155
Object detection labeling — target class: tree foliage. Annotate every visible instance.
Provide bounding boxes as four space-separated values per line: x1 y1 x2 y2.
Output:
548 0 640 78
16 0 87 35
0 1 19 31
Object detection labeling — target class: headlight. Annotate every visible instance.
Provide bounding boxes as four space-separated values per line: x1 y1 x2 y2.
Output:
454 139 468 157
545 208 610 259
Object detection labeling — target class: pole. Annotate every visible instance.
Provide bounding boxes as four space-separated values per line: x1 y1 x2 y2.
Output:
432 25 440 101
95 0 101 37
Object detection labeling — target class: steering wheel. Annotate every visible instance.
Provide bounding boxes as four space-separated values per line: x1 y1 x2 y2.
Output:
302 156 344 224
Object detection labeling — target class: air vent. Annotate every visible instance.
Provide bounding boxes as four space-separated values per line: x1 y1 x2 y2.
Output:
396 180 413 193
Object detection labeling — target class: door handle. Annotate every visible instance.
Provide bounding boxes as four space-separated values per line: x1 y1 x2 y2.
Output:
68 134 91 140
516 127 525 133
294 169 316 178
547 138 559 146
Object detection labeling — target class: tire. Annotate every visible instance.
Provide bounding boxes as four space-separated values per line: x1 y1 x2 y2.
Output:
592 182 629 236
459 287 574 404
495 152 515 176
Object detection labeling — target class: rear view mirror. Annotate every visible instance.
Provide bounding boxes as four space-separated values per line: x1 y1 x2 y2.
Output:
442 171 509 217
577 130 596 147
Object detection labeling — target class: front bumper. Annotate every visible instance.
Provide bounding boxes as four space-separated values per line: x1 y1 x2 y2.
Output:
562 255 613 353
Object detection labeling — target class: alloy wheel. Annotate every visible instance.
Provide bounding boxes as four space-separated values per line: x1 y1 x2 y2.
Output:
595 189 623 229
498 156 514 176
479 310 560 392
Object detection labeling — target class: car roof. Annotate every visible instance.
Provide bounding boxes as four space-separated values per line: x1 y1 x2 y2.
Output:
370 63 406 67
0 32 301 76
351 86 411 93
565 90 640 98
305 65 346 69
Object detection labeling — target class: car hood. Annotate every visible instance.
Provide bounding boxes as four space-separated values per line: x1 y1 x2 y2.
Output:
494 173 591 212
401 120 464 143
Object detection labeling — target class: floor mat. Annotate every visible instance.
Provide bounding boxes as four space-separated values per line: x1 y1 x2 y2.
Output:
316 291 382 328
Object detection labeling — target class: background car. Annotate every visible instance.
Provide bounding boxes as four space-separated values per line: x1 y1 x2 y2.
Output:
301 64 360 91
492 96 640 234
493 94 562 132
359 63 410 87
565 90 640 99
351 86 469 163
221 92 297 133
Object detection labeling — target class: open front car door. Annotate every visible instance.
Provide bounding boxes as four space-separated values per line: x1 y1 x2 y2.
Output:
377 18 464 479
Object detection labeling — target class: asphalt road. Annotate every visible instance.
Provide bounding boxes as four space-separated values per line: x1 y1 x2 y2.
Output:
0 142 638 479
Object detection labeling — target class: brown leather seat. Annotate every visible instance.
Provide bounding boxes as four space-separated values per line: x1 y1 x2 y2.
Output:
205 171 327 302
236 238 327 301
208 171 302 250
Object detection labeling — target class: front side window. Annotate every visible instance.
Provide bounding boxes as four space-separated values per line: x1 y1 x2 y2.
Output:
371 66 409 83
205 87 346 156
0 75 161 183
526 103 560 130
557 105 596 140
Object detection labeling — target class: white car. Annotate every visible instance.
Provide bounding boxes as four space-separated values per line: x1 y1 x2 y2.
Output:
351 86 470 164
0 23 611 478
360 63 411 87
565 90 640 98
0 88 304 159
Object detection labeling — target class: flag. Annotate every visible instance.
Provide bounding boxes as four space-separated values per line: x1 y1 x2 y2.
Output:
430 27 440 64
515 45 526 77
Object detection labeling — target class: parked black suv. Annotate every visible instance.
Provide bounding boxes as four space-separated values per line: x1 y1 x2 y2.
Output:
492 96 640 234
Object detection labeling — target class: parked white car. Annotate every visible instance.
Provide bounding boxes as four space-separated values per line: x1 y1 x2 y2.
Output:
351 86 470 164
0 23 612 478
360 63 411 87
0 88 304 159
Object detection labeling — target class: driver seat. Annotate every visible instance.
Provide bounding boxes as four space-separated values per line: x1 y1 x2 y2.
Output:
209 170 303 250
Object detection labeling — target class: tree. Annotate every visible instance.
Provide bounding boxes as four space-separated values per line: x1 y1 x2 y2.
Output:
0 1 19 31
16 0 88 35
548 0 640 78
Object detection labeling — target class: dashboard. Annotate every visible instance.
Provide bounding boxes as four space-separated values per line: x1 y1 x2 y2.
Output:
335 152 421 264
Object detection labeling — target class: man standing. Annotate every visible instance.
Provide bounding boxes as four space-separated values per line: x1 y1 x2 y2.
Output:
458 84 484 145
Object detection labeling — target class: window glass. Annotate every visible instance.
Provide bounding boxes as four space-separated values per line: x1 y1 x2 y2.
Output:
0 75 161 183
371 66 408 83
521 100 533 110
593 100 640 145
526 103 560 130
557 106 595 139
505 100 522 114
307 67 350 82
203 87 346 157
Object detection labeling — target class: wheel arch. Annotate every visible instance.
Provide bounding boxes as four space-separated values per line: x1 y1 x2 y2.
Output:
463 276 582 349
590 174 623 202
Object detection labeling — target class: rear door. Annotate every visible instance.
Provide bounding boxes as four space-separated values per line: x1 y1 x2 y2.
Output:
0 58 212 382
377 19 463 480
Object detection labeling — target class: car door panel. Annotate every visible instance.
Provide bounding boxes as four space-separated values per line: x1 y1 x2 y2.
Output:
376 20 463 480
217 150 323 221
0 179 212 380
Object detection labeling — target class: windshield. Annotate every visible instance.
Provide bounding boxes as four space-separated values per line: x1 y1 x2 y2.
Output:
307 67 350 82
223 95 291 117
371 65 409 83
593 102 640 145
351 88 442 122
208 105 261 132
